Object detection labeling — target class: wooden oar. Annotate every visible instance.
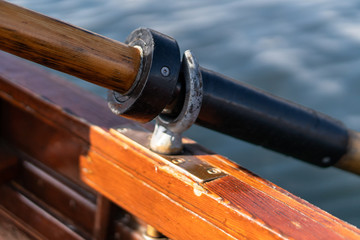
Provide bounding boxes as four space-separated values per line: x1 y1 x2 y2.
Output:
1 1 359 175
0 1 141 94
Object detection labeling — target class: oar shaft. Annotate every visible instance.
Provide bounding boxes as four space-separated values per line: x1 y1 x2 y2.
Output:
195 70 360 175
196 68 349 168
0 1 141 94
2 2 359 175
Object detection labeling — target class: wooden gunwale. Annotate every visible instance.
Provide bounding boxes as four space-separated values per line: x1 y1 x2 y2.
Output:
0 51 359 239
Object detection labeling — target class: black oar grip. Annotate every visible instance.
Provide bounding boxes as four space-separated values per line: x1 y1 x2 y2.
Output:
196 68 349 167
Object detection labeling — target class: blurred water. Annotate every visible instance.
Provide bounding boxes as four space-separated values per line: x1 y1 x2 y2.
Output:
10 0 360 227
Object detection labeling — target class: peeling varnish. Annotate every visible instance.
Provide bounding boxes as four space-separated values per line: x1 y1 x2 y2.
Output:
193 183 207 197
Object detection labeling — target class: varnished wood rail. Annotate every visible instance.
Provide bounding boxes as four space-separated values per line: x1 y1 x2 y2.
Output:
2 1 360 176
0 1 141 94
0 52 359 239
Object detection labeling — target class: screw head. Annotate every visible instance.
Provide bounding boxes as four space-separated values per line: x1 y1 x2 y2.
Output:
171 158 185 164
207 168 222 175
161 66 170 77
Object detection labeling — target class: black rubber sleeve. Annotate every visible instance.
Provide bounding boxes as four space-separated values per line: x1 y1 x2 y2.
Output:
196 68 349 167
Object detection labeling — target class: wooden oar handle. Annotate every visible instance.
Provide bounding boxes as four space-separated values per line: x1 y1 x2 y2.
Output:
2 2 360 176
0 1 141 94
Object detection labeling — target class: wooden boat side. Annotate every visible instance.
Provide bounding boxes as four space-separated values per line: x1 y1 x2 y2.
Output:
0 51 359 239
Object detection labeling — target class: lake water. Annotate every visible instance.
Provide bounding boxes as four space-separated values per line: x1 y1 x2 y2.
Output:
11 0 360 227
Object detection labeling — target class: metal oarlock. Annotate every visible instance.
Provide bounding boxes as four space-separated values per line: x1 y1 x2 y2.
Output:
150 50 203 155
108 28 354 172
108 28 181 123
108 28 202 155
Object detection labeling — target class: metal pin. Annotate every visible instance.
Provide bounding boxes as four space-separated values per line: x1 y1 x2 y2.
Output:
161 66 170 77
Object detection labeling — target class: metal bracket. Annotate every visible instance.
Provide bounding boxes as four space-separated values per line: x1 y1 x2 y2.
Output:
108 29 224 182
150 50 203 155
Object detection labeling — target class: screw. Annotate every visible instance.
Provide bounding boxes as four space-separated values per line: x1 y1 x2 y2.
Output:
171 158 185 164
207 168 222 175
161 66 170 77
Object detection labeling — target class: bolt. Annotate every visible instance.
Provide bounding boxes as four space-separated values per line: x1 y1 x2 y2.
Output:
171 158 185 164
161 66 170 77
207 168 222 175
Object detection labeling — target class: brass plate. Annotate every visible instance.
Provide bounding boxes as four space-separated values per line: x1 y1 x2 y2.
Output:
115 124 227 183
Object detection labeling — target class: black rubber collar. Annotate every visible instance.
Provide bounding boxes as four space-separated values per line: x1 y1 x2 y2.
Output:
108 28 181 123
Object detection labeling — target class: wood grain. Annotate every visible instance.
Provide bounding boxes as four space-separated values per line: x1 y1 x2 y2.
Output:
0 143 18 184
93 195 110 240
0 211 37 240
81 150 236 240
206 176 346 240
0 184 85 240
18 161 96 234
0 1 141 94
0 51 359 239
